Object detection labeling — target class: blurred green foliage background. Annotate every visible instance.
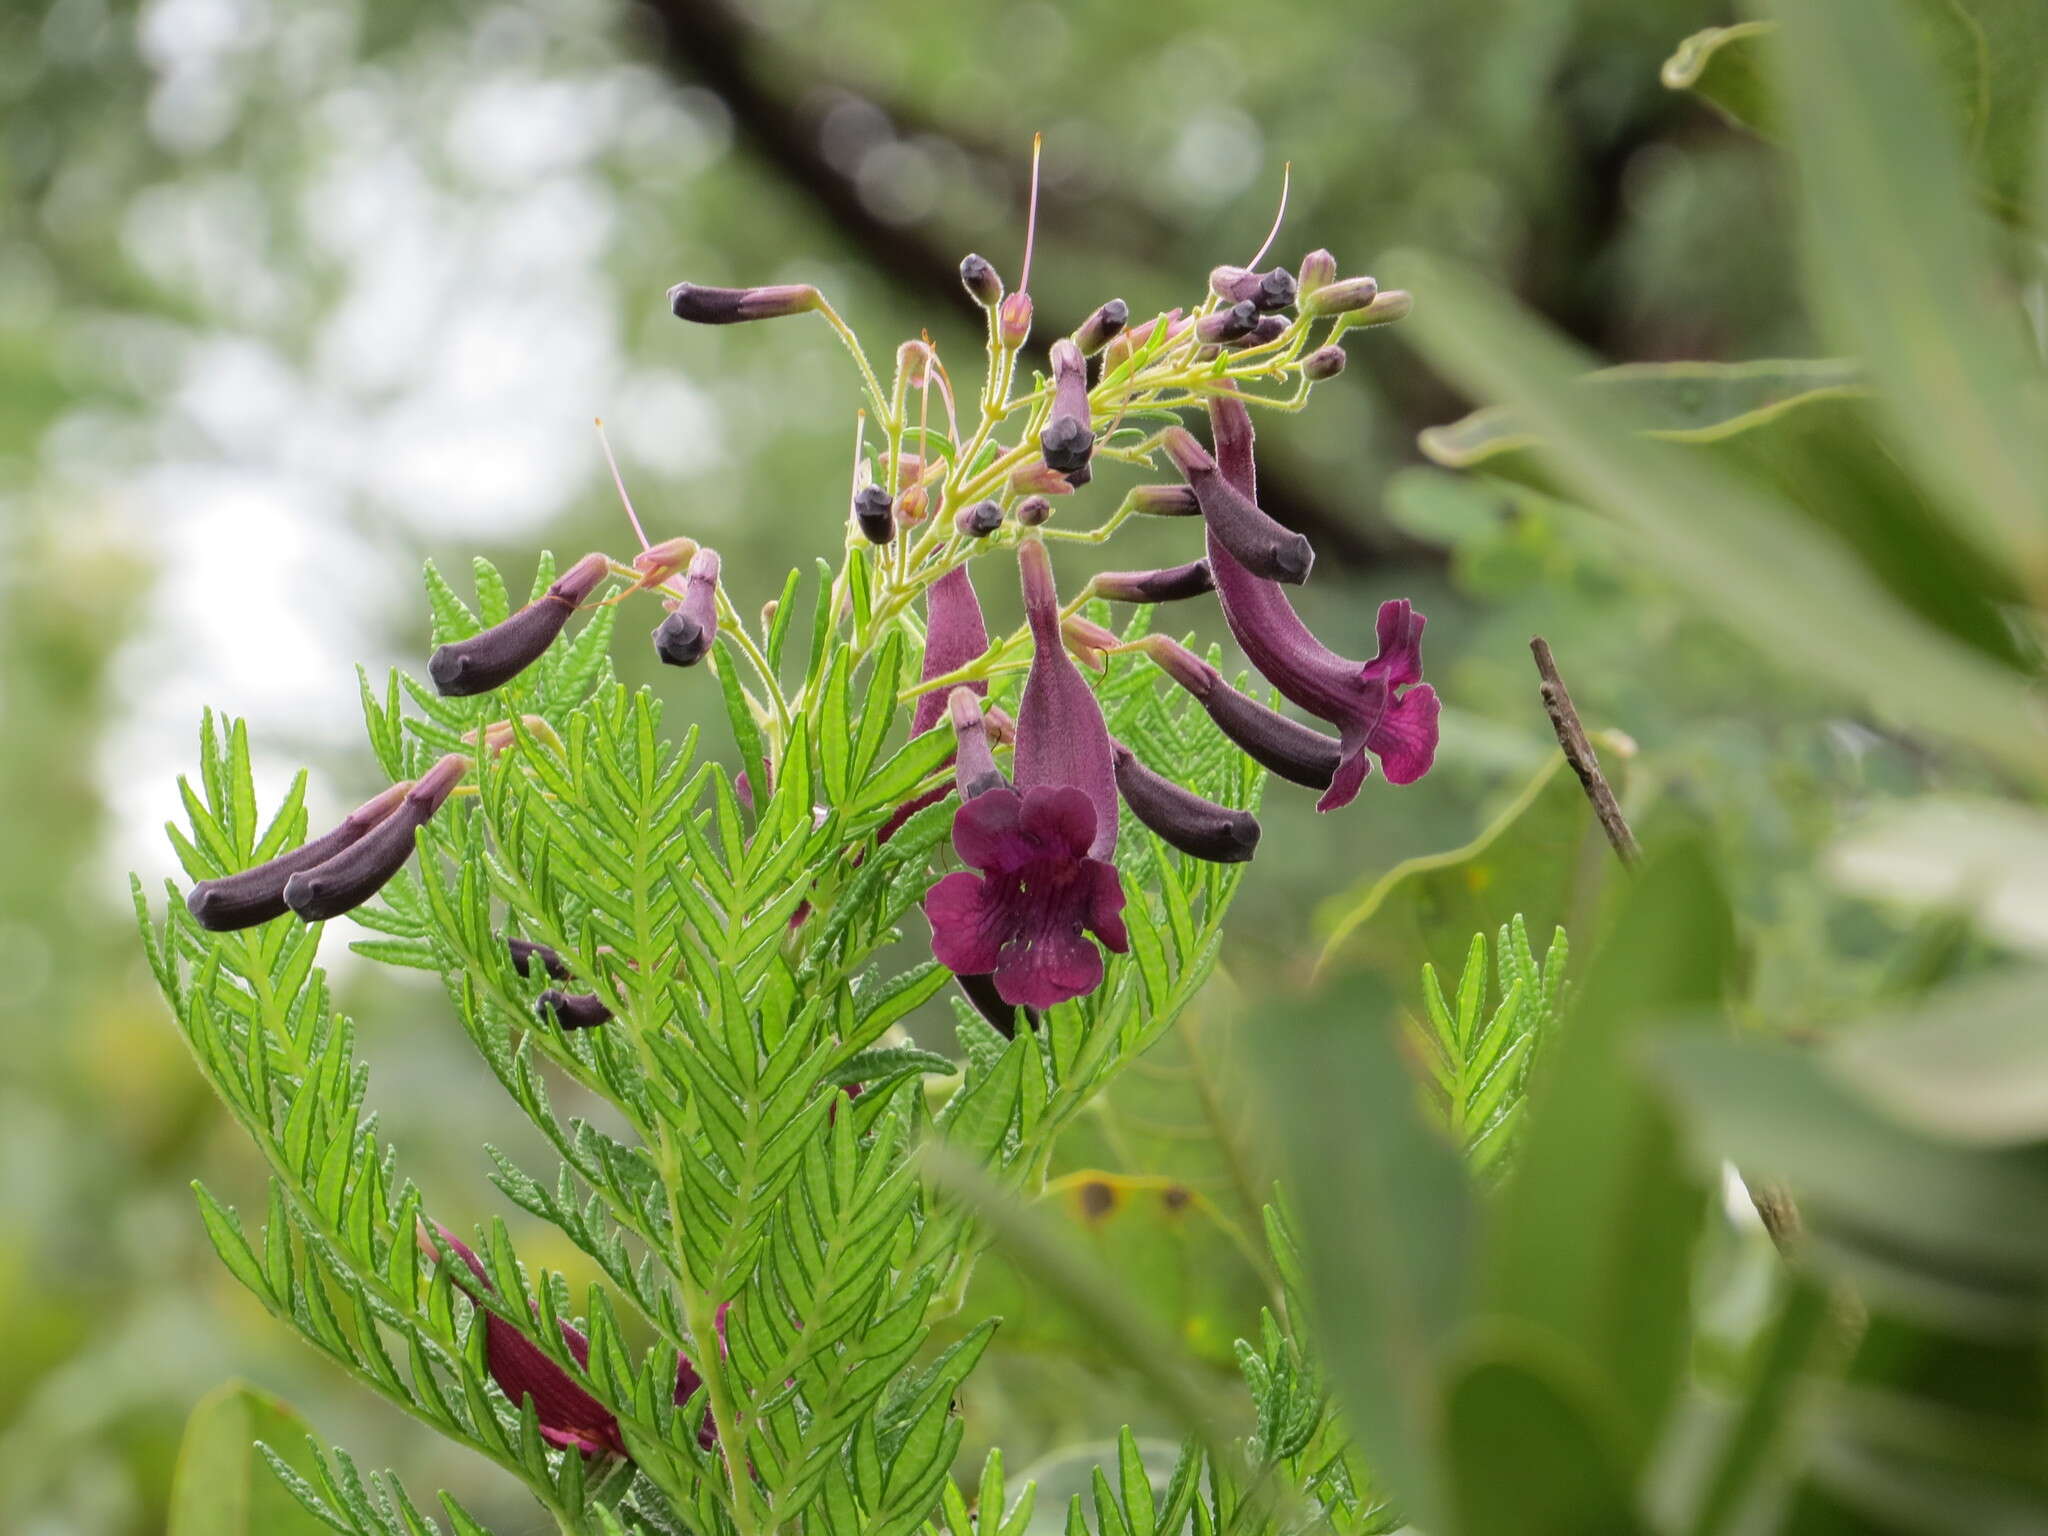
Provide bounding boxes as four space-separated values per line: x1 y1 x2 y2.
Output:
3 0 1982 1527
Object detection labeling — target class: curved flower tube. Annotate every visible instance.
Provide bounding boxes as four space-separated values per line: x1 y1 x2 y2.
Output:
652 547 721 668
1109 629 1343 792
1111 741 1259 863
1204 394 1440 810
186 780 413 932
1161 427 1313 585
282 753 469 921
429 553 609 697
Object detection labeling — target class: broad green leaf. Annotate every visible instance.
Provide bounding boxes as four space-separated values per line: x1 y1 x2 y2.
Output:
1828 797 2048 956
1764 0 2048 579
1484 841 1735 1470
1393 249 2047 781
168 1382 333 1536
1257 972 1473 1532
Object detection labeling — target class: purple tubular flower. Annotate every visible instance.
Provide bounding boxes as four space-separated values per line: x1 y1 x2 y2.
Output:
1195 301 1261 345
1090 560 1215 604
668 282 820 325
1073 299 1128 356
1233 315 1290 349
508 936 572 981
652 547 721 667
920 540 1129 1009
430 553 609 697
1038 338 1094 475
1127 633 1342 790
853 484 894 544
911 567 991 735
1209 264 1298 312
538 989 614 1030
1161 427 1314 585
1299 275 1379 318
1131 484 1200 517
281 753 468 921
186 781 412 931
1205 393 1439 809
1111 741 1260 863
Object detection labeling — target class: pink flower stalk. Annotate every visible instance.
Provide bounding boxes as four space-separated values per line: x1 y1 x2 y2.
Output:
1204 394 1439 810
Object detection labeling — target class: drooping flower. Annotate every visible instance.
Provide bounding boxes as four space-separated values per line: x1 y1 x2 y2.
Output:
507 936 572 981
538 989 614 1031
853 484 894 545
429 553 610 698
921 542 1128 1009
186 780 413 932
955 498 1005 538
959 253 1003 308
1161 427 1312 585
1195 301 1261 345
1204 393 1439 810
281 753 469 921
667 282 821 325
652 547 721 667
1111 741 1259 863
1072 298 1128 356
1088 561 1215 605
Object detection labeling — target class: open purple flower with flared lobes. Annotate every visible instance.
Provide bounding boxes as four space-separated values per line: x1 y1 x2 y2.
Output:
1204 394 1439 810
922 541 1128 1009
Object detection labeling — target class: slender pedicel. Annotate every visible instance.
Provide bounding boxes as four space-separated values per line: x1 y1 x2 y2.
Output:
507 936 572 981
853 484 894 544
1038 338 1094 475
1111 741 1260 863
1073 298 1128 356
652 546 720 667
186 780 412 931
1088 560 1215 604
429 552 610 697
1126 632 1342 790
1131 484 1200 517
955 498 1005 538
1195 301 1261 345
1299 275 1379 317
667 282 821 325
538 989 614 1031
1160 427 1313 584
959 253 1002 307
1208 265 1297 312
282 753 469 921
1302 344 1347 381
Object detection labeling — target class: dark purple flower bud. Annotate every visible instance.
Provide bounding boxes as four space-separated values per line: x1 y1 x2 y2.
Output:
1232 315 1290 348
1204 393 1438 809
955 498 1005 538
1013 492 1054 525
1195 301 1261 345
652 547 721 668
281 753 468 922
1297 249 1338 298
507 936 571 981
960 253 1003 308
668 282 821 325
1128 633 1342 791
1209 264 1297 313
186 781 413 931
1302 344 1347 381
998 291 1033 349
949 688 1007 800
911 567 991 734
1089 560 1215 604
853 484 894 545
1112 741 1259 863
1038 339 1094 476
1160 427 1313 585
1130 484 1200 517
1299 275 1380 318
538 989 614 1031
429 553 609 697
1073 298 1129 356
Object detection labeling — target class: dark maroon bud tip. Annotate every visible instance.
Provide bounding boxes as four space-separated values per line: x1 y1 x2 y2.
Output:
282 754 468 921
853 484 894 545
1196 301 1260 345
1232 315 1290 349
508 936 572 981
1073 298 1129 356
186 780 412 931
1303 344 1347 381
537 989 614 1030
1131 484 1201 517
1039 416 1094 475
1209 266 1296 313
955 498 1005 538
668 282 819 325
960 253 1003 308
1112 742 1260 863
653 609 710 667
1064 461 1092 488
1091 560 1215 604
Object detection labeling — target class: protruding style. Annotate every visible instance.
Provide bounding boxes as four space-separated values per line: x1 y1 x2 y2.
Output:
281 753 469 922
651 547 721 668
1161 427 1313 585
1112 742 1260 863
186 781 412 931
430 553 610 698
668 282 821 325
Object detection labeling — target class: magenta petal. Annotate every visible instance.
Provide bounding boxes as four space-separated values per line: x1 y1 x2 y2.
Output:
993 915 1106 1009
1369 683 1441 785
1018 784 1099 862
952 788 1025 870
1084 861 1130 953
1314 750 1373 813
925 870 1006 975
1014 540 1120 860
1366 599 1426 688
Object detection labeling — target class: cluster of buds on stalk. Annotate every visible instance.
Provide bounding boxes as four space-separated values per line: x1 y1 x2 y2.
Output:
185 142 1437 1038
